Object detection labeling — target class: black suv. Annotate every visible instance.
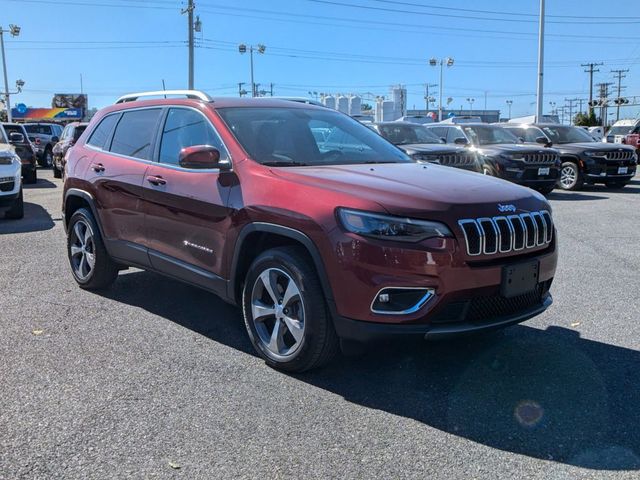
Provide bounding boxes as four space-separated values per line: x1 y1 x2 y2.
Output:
369 122 480 172
424 123 560 195
502 123 638 190
2 123 37 184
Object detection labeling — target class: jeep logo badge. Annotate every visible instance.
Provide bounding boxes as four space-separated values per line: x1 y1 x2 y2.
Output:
498 204 516 213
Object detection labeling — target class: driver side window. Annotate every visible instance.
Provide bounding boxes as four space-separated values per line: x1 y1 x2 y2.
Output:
159 108 228 166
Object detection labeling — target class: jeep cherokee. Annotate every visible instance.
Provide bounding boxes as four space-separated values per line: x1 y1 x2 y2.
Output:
63 91 558 372
501 123 638 190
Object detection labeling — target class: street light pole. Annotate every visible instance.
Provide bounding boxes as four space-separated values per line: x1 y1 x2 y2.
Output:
430 57 453 122
535 0 545 123
506 100 513 120
0 24 21 123
438 61 444 122
249 47 255 97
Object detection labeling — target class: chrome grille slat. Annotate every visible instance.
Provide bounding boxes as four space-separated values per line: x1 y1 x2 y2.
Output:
523 152 558 164
458 210 553 256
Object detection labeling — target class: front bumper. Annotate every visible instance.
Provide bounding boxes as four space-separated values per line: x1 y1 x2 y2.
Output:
583 157 637 182
334 293 552 342
500 164 560 187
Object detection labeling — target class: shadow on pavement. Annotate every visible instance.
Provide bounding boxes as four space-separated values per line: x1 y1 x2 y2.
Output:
0 202 55 234
547 191 608 201
24 178 58 189
100 270 640 472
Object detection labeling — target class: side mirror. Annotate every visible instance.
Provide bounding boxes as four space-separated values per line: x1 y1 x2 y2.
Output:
535 136 547 144
9 132 25 144
453 137 468 145
52 136 59 143
178 145 229 170
440 137 447 143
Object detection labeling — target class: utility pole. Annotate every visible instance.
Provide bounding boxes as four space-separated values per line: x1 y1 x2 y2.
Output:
611 69 629 122
270 82 274 96
238 82 245 97
596 82 613 127
582 62 603 116
564 98 579 125
484 91 488 111
535 0 545 122
424 83 436 111
182 0 195 89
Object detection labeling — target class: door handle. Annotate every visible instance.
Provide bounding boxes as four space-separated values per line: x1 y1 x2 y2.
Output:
91 163 105 173
146 175 167 186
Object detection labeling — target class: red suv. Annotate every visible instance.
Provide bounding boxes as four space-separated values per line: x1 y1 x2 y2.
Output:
63 91 558 372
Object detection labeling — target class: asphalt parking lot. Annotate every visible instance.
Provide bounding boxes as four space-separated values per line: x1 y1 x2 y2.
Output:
1 168 639 479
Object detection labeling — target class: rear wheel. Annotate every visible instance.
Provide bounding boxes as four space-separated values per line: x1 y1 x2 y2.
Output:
41 148 53 168
24 167 37 184
557 161 583 191
67 208 118 290
52 162 62 179
242 247 339 372
4 188 24 219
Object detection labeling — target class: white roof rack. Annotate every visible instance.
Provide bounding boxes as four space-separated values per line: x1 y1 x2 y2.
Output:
115 90 213 104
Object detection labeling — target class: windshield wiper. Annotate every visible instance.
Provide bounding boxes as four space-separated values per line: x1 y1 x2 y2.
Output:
262 161 310 167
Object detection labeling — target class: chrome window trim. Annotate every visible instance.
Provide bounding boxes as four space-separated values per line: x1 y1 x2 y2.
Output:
370 287 435 315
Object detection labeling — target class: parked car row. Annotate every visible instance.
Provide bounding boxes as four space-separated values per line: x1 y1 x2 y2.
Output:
61 91 559 372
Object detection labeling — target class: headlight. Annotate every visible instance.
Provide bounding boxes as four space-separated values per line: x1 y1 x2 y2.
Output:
0 153 19 165
338 208 453 242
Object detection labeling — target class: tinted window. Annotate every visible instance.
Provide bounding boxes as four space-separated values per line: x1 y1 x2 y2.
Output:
218 107 410 166
3 125 24 136
73 125 87 142
24 124 52 135
540 126 594 144
159 108 226 166
377 124 442 145
461 125 519 145
426 126 447 140
110 109 161 160
446 127 465 143
87 114 119 149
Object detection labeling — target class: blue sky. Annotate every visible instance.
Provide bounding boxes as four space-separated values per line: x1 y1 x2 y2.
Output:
3 0 640 120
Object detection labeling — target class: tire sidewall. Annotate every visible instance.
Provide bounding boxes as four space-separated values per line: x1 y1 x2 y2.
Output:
242 250 325 369
67 208 98 285
558 161 579 190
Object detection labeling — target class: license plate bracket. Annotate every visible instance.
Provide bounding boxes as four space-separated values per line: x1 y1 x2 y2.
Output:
538 167 550 176
618 166 628 174
501 260 539 298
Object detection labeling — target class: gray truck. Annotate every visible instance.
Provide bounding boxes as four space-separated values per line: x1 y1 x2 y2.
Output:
23 123 63 167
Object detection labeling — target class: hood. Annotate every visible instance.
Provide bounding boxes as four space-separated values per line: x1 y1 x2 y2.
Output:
554 142 636 153
475 144 556 155
0 143 15 155
399 144 468 155
271 162 548 219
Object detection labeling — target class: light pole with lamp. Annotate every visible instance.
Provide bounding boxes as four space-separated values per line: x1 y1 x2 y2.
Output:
0 24 21 122
467 97 475 112
239 43 266 98
429 57 454 122
506 100 513 120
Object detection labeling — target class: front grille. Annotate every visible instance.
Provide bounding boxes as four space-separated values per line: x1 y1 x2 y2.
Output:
523 152 557 163
605 150 634 161
467 283 545 322
439 153 476 167
458 210 553 256
430 280 552 325
0 180 15 192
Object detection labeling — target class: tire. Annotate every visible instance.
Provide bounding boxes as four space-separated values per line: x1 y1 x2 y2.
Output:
4 188 24 219
605 181 628 189
66 208 118 290
41 148 53 168
557 161 583 191
52 163 62 179
242 246 339 372
536 184 555 196
24 167 37 184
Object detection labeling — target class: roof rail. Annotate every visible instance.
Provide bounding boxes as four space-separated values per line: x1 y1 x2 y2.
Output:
115 90 213 104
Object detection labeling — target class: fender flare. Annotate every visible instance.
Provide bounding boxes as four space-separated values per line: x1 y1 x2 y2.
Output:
228 222 336 310
63 188 103 234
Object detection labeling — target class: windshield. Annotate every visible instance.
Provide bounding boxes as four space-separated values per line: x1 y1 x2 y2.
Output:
217 107 411 166
607 126 634 136
377 123 443 145
462 125 519 145
540 125 595 144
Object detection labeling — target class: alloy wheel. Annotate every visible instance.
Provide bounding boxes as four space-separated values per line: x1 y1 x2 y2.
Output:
69 220 96 281
250 268 305 358
560 164 577 189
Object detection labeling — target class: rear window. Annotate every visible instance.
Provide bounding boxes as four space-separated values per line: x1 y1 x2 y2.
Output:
3 125 24 136
24 124 52 135
73 125 87 142
109 109 162 160
87 114 119 149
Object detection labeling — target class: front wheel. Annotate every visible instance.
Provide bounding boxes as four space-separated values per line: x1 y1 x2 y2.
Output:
67 208 119 289
557 161 583 191
4 188 24 219
242 247 339 372
24 167 37 184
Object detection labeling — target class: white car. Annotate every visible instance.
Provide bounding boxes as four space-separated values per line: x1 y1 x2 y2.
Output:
0 144 24 219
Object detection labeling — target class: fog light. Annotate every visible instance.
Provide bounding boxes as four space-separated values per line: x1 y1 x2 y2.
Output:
371 287 435 315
